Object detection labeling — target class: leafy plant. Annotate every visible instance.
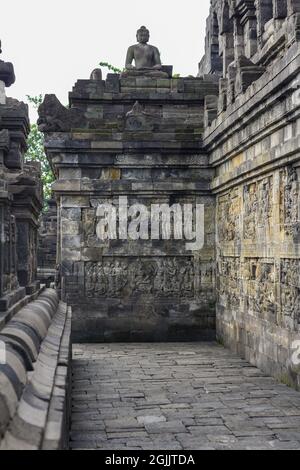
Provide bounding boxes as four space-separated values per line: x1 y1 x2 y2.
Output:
25 95 55 208
99 61 123 74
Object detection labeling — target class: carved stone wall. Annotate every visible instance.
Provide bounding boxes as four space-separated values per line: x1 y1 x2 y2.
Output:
0 97 43 318
199 0 300 116
201 0 300 389
38 197 57 286
40 73 218 342
37 0 300 388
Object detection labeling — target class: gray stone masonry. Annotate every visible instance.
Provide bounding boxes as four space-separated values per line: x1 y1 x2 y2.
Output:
199 0 300 389
39 1 300 391
38 197 57 287
0 51 43 322
70 343 300 450
39 73 219 343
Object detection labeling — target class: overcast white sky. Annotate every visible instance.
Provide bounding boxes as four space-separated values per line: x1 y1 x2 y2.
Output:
0 0 210 121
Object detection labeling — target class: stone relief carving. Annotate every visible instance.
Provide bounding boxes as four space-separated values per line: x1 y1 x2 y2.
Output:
280 259 300 327
2 212 18 294
244 183 258 240
124 101 158 132
244 258 276 318
85 257 195 299
200 261 215 286
257 177 273 225
280 167 299 237
3 210 11 293
218 257 240 307
217 190 241 242
244 177 273 240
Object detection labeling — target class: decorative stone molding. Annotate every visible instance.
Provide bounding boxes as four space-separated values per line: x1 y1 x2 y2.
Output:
0 289 72 450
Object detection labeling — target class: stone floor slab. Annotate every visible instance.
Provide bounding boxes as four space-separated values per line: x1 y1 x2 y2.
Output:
70 343 300 450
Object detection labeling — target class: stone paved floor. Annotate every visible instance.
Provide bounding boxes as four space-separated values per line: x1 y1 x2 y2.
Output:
70 343 300 450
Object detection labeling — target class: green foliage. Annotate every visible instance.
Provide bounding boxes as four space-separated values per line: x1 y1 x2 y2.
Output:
25 95 55 206
26 94 43 108
99 61 123 74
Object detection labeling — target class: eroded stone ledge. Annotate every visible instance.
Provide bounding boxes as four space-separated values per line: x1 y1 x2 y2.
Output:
0 288 72 450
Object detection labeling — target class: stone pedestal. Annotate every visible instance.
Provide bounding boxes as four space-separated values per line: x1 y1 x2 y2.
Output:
40 72 219 342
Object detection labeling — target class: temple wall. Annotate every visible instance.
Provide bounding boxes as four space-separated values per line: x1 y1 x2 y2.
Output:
36 0 300 388
40 74 219 342
201 0 300 388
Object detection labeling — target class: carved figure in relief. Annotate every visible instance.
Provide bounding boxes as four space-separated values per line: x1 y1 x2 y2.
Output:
86 264 96 297
244 183 258 239
179 263 194 295
247 260 276 316
132 261 157 294
85 258 196 299
218 192 240 242
281 167 299 236
113 261 128 295
164 258 178 294
280 259 300 324
257 178 273 226
200 264 213 285
96 264 108 296
218 257 240 306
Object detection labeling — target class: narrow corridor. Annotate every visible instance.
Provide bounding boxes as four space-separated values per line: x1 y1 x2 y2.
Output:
70 343 300 450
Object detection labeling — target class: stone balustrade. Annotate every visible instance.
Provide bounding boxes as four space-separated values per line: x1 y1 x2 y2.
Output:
0 288 71 450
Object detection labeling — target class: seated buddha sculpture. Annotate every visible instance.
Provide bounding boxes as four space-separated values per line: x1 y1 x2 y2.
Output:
124 26 169 77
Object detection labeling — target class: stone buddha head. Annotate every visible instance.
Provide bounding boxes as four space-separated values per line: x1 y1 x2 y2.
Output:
136 26 150 45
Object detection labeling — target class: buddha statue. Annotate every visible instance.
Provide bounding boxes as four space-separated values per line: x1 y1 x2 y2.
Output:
123 27 170 77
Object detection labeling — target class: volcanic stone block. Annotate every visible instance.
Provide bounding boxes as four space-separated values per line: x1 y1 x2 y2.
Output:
39 69 217 342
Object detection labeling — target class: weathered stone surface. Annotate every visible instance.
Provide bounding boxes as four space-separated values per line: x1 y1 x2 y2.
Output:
37 197 57 287
0 42 72 452
0 47 43 327
38 94 85 132
125 26 167 76
199 0 300 390
40 69 218 342
0 289 72 450
70 343 300 450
